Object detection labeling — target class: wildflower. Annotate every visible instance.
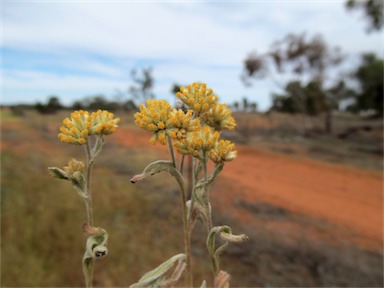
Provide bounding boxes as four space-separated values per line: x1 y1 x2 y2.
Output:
89 110 120 136
208 140 237 163
201 103 236 131
168 109 201 140
134 100 172 145
176 82 218 115
63 158 85 175
174 126 219 158
58 110 91 145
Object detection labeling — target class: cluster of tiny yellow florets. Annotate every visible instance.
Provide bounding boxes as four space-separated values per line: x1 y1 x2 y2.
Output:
63 158 85 175
208 140 237 163
201 103 236 131
168 109 201 140
134 100 172 145
89 110 120 135
58 110 91 145
58 110 120 145
174 126 220 158
134 82 238 162
176 83 219 116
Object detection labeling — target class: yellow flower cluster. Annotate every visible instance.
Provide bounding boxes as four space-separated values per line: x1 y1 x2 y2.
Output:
58 110 120 145
201 103 236 131
208 140 237 163
134 100 172 145
63 158 85 175
58 110 91 145
174 126 220 158
176 82 218 115
134 83 238 162
89 110 120 135
168 109 201 140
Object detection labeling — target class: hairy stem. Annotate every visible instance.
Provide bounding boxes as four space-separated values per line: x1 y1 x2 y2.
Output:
83 138 100 288
169 138 193 287
180 180 193 287
84 142 94 226
167 136 176 168
203 153 212 232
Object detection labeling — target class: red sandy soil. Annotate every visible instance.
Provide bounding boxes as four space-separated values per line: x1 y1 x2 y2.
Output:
115 125 383 250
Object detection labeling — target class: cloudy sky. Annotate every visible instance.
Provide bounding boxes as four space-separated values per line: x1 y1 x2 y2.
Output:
1 0 382 110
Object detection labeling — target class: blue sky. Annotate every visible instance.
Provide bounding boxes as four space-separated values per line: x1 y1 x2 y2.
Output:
1 1 382 110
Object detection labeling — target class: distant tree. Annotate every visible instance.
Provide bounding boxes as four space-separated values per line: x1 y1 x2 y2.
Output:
232 101 239 111
271 80 327 116
345 0 383 32
84 95 119 112
122 99 137 112
72 101 84 110
242 97 249 112
46 96 63 113
250 102 257 113
242 33 344 134
34 96 63 114
129 67 155 104
349 53 383 115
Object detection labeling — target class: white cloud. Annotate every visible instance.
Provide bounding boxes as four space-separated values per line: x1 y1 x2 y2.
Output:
1 1 382 109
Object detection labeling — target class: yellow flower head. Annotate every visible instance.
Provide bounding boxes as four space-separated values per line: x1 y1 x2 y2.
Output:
208 139 237 163
167 109 201 140
176 82 218 115
63 158 85 175
201 103 236 131
58 110 90 145
174 126 220 158
134 99 172 145
89 110 120 136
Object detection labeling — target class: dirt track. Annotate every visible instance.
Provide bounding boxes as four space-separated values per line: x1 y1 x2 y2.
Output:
116 126 383 250
219 145 383 249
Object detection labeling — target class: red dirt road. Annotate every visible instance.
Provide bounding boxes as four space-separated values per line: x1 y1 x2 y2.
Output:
220 146 383 249
116 126 383 250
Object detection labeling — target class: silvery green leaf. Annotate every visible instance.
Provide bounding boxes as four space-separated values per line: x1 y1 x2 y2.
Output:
83 226 108 260
130 160 183 185
191 162 224 223
157 258 186 288
91 135 104 160
82 226 108 287
207 226 248 275
200 280 207 288
48 167 70 180
130 253 186 288
70 171 87 198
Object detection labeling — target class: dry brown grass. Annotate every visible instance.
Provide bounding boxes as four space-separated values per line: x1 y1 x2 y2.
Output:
1 109 383 287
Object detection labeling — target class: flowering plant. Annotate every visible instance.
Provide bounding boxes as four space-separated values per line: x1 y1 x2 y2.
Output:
131 82 247 287
48 83 247 288
49 110 120 287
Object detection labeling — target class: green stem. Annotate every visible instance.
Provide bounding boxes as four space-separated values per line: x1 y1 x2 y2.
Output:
173 163 193 287
83 138 100 288
169 138 192 287
167 135 176 168
179 154 185 174
180 180 193 287
188 157 197 222
84 142 94 226
203 153 212 233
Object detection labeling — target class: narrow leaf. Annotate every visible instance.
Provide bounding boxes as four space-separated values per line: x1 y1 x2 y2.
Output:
48 167 70 180
130 160 183 184
130 253 186 288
